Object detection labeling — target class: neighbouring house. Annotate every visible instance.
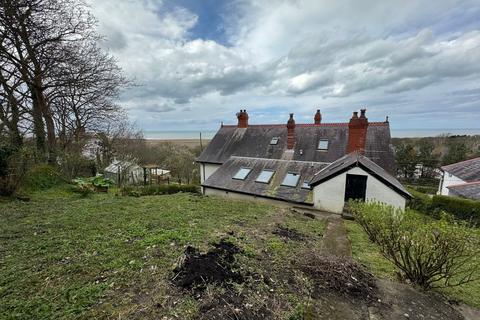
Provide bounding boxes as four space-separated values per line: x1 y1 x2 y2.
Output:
104 160 144 185
438 157 480 200
197 109 411 213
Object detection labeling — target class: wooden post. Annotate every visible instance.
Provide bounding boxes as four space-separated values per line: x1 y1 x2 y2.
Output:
199 132 203 151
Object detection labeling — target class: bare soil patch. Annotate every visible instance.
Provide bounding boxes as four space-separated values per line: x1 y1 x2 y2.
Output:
172 240 243 291
299 253 377 302
273 225 307 241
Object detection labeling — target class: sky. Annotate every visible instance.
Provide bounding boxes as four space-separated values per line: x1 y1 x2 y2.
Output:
88 0 480 131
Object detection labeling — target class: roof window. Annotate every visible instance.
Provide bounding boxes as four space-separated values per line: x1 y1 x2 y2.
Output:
270 137 279 145
281 172 300 187
233 168 252 180
256 170 275 183
301 180 310 189
318 139 329 150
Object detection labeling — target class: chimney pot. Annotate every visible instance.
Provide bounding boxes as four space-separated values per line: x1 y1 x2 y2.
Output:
314 109 322 124
360 108 366 118
237 109 249 128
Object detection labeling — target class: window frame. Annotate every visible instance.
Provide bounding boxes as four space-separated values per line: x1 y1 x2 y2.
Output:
281 172 300 187
301 180 310 189
317 139 329 150
255 169 275 184
232 167 252 180
270 137 279 145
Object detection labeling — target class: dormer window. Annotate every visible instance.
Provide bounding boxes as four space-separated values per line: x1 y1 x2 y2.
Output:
318 140 329 150
233 168 252 180
270 137 279 145
281 173 300 187
256 170 275 183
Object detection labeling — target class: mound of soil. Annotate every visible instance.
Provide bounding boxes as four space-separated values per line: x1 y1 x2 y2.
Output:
273 225 306 241
196 290 273 320
300 254 377 302
172 240 243 291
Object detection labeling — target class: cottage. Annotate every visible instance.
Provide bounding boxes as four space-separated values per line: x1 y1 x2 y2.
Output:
438 157 480 200
197 109 410 213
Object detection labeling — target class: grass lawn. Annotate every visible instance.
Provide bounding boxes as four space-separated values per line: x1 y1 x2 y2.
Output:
0 186 326 319
345 220 480 308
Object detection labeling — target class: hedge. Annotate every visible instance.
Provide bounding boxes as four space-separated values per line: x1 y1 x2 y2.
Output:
124 184 200 197
431 195 480 224
407 189 480 225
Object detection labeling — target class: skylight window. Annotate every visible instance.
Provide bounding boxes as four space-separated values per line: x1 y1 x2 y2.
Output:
256 170 275 183
301 180 310 189
233 168 252 180
281 173 300 187
318 140 329 150
270 137 279 145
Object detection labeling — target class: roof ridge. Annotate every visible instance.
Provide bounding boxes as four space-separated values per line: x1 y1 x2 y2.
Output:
221 122 389 128
447 180 480 188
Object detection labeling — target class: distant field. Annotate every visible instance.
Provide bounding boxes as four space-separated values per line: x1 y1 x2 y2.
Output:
145 139 210 148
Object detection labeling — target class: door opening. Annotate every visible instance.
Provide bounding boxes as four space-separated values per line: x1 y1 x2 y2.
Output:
344 174 367 201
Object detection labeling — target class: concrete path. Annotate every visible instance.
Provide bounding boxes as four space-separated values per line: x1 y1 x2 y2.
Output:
321 214 352 257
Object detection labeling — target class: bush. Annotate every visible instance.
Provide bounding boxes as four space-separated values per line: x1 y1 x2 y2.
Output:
431 195 480 225
72 176 114 195
23 164 62 190
122 184 200 197
350 201 480 289
407 188 480 225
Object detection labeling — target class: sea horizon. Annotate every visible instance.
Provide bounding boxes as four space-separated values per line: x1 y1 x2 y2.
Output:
143 128 480 140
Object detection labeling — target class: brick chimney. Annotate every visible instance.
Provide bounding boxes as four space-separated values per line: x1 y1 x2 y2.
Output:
314 109 322 124
287 113 296 149
347 108 369 154
236 109 248 128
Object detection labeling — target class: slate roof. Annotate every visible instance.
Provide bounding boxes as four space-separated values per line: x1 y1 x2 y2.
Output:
202 156 329 205
309 152 411 199
441 157 480 182
197 122 395 173
448 181 480 200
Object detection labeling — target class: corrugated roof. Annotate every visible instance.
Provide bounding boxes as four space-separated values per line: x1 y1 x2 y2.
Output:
197 122 395 173
202 156 328 205
447 181 480 200
309 152 410 198
441 157 480 182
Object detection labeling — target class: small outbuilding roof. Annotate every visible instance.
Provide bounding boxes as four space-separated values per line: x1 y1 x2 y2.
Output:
202 156 328 205
309 152 411 199
441 157 480 182
104 160 142 173
447 181 480 200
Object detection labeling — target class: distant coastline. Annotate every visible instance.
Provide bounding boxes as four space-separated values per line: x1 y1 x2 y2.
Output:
143 128 480 140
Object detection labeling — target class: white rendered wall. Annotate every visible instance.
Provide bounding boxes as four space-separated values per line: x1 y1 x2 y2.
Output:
200 163 221 184
312 167 407 213
439 171 465 196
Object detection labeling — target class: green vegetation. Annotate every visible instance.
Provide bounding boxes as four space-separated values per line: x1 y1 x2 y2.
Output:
0 187 326 319
121 184 200 197
408 188 480 224
346 203 480 307
23 164 63 191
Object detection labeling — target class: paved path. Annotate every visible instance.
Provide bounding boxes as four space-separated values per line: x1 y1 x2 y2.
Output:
321 214 352 257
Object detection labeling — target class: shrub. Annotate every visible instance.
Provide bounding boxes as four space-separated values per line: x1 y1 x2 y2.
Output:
431 195 480 225
407 189 480 225
23 164 62 190
72 176 114 195
350 201 480 289
122 184 200 197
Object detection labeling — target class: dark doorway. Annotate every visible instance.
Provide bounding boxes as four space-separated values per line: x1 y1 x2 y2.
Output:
344 174 367 201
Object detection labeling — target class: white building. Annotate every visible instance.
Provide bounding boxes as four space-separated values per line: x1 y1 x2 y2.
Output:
197 109 410 213
438 157 480 200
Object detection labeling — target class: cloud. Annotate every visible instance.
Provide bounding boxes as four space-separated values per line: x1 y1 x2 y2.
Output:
89 0 480 130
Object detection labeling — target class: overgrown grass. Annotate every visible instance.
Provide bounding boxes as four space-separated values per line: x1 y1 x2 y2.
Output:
346 220 480 308
0 186 325 319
